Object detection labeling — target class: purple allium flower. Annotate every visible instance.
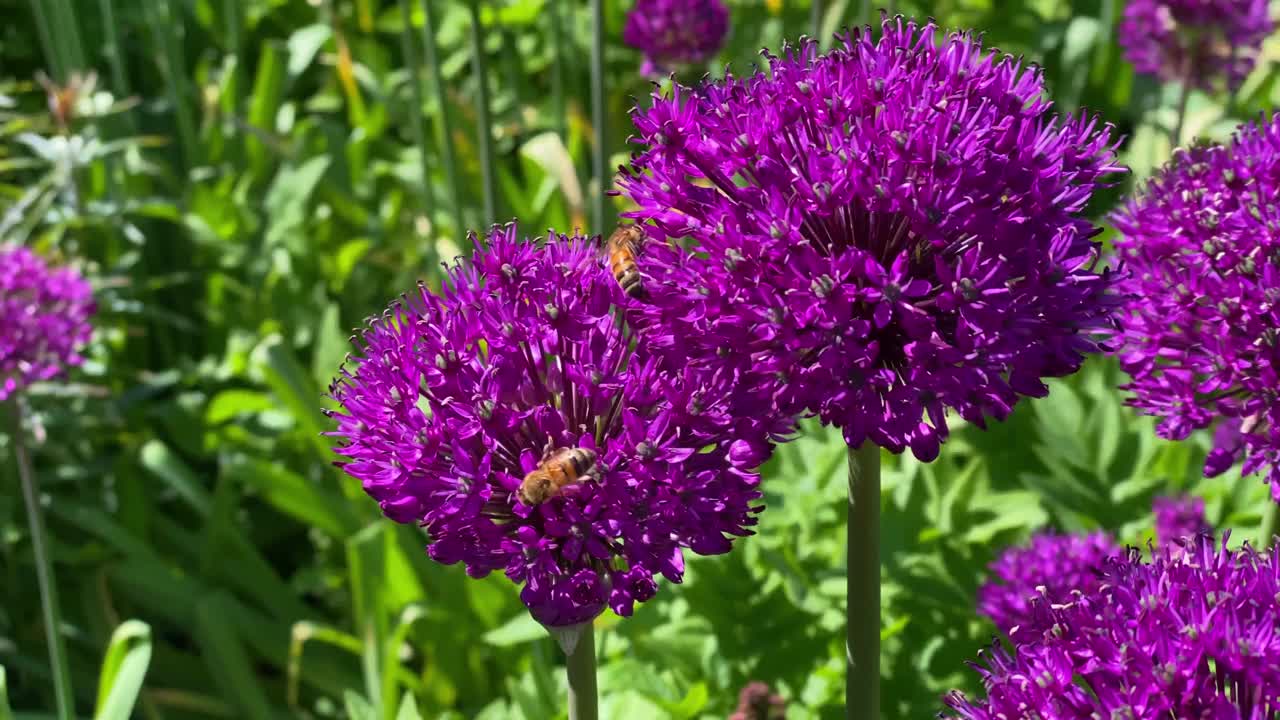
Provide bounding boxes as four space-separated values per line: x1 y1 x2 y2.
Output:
327 225 773 626
1118 0 1272 92
0 244 94 401
944 534 1280 719
618 17 1125 461
976 531 1120 643
729 681 786 720
1153 494 1210 547
622 0 730 76
1113 116 1280 498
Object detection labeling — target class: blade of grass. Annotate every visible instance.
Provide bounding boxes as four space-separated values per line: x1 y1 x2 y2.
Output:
96 0 135 131
53 0 87 72
589 0 608 235
7 401 74 720
27 0 63 81
548 0 568 142
93 620 152 720
398 0 437 233
420 0 466 236
224 0 244 120
0 666 11 720
467 0 498 226
143 0 198 170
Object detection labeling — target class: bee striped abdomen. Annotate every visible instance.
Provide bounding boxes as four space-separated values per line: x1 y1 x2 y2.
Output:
517 447 598 506
605 225 646 298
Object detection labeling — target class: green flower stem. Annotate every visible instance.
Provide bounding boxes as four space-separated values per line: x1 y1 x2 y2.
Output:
467 0 497 226
847 441 880 720
589 0 609 236
7 400 74 720
565 623 598 720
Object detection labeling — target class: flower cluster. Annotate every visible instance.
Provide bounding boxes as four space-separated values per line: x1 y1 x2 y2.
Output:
0 244 94 401
945 534 1280 718
1118 0 1271 92
1153 494 1210 547
328 225 778 626
619 17 1124 461
975 531 1119 643
622 0 730 77
1113 115 1280 496
729 681 786 720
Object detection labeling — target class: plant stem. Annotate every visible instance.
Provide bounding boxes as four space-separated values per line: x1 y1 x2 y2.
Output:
1171 79 1191 149
1260 501 1277 549
810 0 823 40
420 0 466 237
398 0 437 221
565 623 598 720
589 0 608 236
467 0 497 227
7 400 74 720
847 442 880 720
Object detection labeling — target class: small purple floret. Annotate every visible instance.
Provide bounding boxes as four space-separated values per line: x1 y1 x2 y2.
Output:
622 0 729 76
0 245 94 400
1119 0 1271 92
976 531 1120 643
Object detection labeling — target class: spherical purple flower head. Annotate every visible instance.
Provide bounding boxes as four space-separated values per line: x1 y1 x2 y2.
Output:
328 224 767 627
729 681 787 720
0 244 94 401
1153 494 1210 547
618 16 1125 461
943 534 1280 719
1118 0 1272 93
975 531 1120 644
1113 116 1280 499
622 0 730 77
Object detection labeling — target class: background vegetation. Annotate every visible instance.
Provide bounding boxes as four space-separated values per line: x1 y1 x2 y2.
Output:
2 0 1279 717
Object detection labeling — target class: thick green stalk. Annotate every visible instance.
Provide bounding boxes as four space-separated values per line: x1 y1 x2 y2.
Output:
420 0 466 236
589 0 608 235
467 0 498 226
1171 80 1191 148
565 624 598 720
548 0 568 142
398 0 436 222
847 442 880 720
8 401 75 720
810 0 823 39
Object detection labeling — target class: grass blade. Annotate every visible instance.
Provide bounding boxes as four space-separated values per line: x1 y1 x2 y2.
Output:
398 0 437 230
53 0 87 72
589 0 608 235
548 0 568 142
420 0 466 236
96 0 135 130
467 0 498 226
93 621 152 720
27 0 63 81
143 0 198 170
7 401 75 720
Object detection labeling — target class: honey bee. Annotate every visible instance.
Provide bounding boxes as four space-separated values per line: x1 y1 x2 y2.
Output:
517 446 599 506
605 224 647 298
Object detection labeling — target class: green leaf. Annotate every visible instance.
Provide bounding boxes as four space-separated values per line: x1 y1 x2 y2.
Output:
394 694 423 720
226 454 358 537
343 691 378 720
193 594 276 720
139 440 212 517
93 621 152 720
482 612 545 647
0 666 12 720
205 390 276 425
287 25 333 78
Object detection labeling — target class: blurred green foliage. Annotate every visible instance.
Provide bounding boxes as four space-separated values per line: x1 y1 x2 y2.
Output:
2 0 1279 718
